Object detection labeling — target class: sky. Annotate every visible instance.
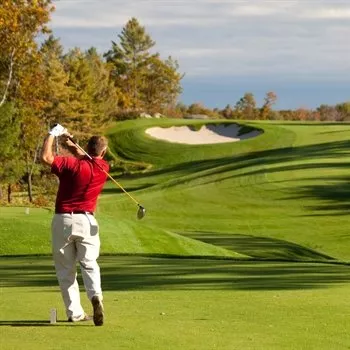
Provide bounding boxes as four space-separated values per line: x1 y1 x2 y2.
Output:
49 0 350 110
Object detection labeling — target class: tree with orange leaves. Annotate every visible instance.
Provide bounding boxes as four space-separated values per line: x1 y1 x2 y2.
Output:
0 0 55 106
0 1 55 202
260 91 277 120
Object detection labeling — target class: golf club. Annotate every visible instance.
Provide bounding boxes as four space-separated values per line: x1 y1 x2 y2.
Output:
67 136 146 220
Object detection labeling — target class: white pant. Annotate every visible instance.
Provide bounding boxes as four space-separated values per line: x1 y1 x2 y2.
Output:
51 213 102 319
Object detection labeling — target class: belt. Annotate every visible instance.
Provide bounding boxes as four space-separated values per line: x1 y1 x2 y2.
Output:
56 211 94 216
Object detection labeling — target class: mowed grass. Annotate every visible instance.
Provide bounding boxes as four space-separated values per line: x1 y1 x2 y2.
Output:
1 256 350 350
3 120 350 261
104 119 350 261
2 119 350 349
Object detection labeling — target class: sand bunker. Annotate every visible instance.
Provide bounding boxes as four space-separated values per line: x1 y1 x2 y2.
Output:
145 124 262 145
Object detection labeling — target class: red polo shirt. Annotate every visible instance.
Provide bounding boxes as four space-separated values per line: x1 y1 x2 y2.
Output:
51 156 109 213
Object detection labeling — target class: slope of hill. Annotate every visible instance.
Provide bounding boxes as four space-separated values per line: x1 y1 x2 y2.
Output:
103 119 350 261
2 119 350 262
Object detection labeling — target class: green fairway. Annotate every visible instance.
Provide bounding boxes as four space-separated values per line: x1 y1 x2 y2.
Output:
1 256 350 350
3 120 350 261
105 119 350 261
2 119 350 349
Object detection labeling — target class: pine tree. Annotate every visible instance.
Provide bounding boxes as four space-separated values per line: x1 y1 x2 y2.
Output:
104 17 156 110
105 18 183 114
63 48 96 133
40 36 70 125
85 48 118 125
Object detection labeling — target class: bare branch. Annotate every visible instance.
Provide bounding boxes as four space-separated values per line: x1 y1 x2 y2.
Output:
0 48 16 107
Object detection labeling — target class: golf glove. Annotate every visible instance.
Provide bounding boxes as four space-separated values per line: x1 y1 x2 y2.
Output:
49 123 67 137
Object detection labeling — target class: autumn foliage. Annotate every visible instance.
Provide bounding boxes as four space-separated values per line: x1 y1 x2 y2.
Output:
0 5 349 204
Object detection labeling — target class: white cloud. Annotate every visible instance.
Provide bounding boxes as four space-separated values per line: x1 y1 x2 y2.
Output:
51 1 224 28
300 6 350 20
50 0 350 83
227 3 290 17
174 47 243 58
51 2 350 28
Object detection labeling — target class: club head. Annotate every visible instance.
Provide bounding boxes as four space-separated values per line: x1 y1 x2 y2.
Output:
137 205 146 220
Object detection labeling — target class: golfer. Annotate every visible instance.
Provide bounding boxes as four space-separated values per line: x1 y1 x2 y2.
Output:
41 123 108 326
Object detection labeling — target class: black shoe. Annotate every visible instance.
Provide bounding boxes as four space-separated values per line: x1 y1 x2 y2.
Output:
91 296 104 326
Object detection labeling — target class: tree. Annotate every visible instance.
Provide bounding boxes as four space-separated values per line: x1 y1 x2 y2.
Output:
62 48 96 133
221 104 233 119
140 55 183 113
234 92 257 119
15 45 52 202
279 109 296 121
0 2 54 202
162 101 187 118
175 102 188 116
0 103 24 202
105 18 156 110
40 35 70 125
60 48 120 134
293 108 313 121
186 102 219 118
316 104 340 122
85 48 119 124
260 91 277 120
20 111 46 202
105 18 182 114
187 102 207 115
336 102 350 121
0 0 54 106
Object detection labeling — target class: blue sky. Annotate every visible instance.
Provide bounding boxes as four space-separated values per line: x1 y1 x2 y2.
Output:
50 0 350 110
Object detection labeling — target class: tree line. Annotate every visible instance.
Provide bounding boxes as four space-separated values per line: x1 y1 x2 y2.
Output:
179 92 350 121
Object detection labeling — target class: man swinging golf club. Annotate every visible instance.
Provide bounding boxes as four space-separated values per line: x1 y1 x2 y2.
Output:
41 123 107 326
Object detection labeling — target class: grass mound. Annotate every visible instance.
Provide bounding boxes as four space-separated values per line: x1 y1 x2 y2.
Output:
104 119 350 262
2 120 350 262
0 207 244 259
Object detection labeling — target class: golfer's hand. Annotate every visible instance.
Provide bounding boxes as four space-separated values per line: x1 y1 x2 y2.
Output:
65 137 76 148
49 123 68 137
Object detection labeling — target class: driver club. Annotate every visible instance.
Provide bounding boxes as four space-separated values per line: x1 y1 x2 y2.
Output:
67 136 146 220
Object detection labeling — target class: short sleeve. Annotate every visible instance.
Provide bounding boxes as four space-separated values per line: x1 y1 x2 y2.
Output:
51 156 78 177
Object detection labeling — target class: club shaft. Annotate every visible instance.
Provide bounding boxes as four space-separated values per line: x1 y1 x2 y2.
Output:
68 137 140 206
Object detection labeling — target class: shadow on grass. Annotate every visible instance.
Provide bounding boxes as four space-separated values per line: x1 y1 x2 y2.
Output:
0 320 51 327
102 183 153 195
0 320 91 327
111 140 350 208
283 176 350 216
185 232 334 261
129 139 350 181
1 256 350 292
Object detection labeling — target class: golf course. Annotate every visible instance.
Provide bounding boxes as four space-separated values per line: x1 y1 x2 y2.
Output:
1 118 350 349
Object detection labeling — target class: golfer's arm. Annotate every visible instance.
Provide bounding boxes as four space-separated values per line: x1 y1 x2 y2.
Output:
41 135 55 165
66 143 85 159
